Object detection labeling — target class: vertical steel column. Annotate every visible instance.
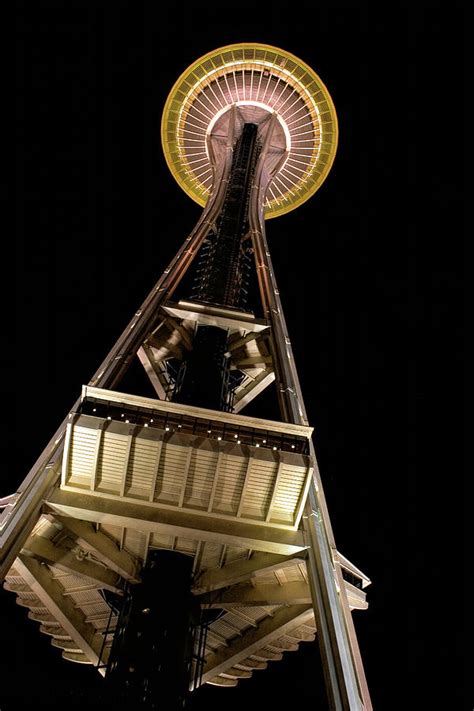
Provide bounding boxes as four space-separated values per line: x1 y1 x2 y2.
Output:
248 125 372 710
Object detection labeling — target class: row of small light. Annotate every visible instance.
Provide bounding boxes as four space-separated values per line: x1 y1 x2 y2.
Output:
91 408 296 450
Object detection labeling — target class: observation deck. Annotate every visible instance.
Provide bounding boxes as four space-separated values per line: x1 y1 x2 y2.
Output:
162 43 338 218
4 387 369 687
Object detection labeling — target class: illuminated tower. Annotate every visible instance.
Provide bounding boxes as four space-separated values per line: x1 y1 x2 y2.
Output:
1 44 372 709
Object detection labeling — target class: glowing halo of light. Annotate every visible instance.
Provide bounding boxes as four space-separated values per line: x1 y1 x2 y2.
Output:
161 43 338 219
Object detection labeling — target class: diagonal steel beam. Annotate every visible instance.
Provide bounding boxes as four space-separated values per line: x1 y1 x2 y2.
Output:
137 344 169 399
15 555 107 671
197 580 312 607
233 370 275 413
192 550 306 593
22 535 124 594
200 604 313 685
52 515 140 582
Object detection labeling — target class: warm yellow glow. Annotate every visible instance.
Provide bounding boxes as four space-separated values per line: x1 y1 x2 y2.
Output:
161 43 338 219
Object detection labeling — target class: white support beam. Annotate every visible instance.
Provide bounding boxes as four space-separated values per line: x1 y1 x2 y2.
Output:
164 316 194 350
22 536 124 593
298 560 308 583
90 423 105 492
60 421 74 487
163 300 269 334
119 527 126 550
233 371 275 413
207 451 224 512
236 457 254 517
148 333 183 359
119 427 135 497
46 490 307 556
335 551 372 589
198 580 312 607
192 540 203 575
218 544 227 569
193 550 306 593
227 331 263 352
302 480 369 709
149 440 164 502
178 447 193 507
142 530 151 565
233 355 273 368
15 555 107 670
200 604 313 684
293 466 313 528
265 460 284 522
137 345 168 400
51 515 140 582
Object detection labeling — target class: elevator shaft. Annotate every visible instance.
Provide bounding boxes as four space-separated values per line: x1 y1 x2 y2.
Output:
106 550 198 709
191 122 258 309
175 123 260 411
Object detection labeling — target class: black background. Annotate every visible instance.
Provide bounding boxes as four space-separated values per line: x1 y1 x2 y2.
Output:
2 3 464 710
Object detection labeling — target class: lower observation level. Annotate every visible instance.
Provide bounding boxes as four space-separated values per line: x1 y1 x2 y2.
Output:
4 386 370 688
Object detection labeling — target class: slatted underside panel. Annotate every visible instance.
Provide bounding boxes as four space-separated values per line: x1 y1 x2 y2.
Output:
126 437 160 498
213 454 247 515
97 431 128 494
240 459 277 519
155 443 189 504
270 465 307 524
3 564 116 668
205 609 317 686
205 605 280 654
64 415 311 528
253 561 307 586
67 426 98 489
184 446 219 509
122 528 149 560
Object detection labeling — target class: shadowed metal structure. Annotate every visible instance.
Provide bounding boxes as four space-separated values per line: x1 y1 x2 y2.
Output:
2 43 371 709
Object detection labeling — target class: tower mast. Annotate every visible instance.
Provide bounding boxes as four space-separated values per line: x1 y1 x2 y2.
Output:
2 43 372 709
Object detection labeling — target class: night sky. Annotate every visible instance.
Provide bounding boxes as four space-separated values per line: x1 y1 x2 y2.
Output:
4 5 463 710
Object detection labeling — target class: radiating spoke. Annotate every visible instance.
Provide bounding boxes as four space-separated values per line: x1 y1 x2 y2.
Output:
162 44 337 217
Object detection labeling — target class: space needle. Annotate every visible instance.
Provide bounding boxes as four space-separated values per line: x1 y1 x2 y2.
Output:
2 44 372 709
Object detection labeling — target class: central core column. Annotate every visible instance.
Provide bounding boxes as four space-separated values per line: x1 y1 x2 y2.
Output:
174 123 260 411
106 551 198 709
